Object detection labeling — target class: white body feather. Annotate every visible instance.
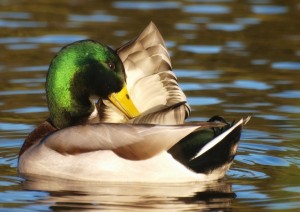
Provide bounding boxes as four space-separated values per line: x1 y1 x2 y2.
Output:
18 121 244 182
19 144 230 182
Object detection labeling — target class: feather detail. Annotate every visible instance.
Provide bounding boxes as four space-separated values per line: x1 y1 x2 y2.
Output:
19 120 57 156
168 116 251 174
99 22 190 124
191 118 244 160
130 102 188 125
41 122 224 160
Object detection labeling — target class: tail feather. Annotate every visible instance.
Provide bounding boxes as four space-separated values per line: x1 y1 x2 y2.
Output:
168 116 250 174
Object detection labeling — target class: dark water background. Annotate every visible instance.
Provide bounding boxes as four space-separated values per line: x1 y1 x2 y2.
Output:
0 0 299 211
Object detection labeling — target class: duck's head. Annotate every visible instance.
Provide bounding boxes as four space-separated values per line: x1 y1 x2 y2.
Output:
46 40 139 129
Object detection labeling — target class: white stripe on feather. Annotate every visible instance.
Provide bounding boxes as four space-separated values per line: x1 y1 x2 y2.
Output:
190 118 244 160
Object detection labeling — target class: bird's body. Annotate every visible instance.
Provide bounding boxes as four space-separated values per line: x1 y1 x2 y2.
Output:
18 22 250 182
20 146 226 183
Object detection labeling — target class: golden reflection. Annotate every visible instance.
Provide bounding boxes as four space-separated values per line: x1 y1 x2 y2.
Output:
22 174 236 211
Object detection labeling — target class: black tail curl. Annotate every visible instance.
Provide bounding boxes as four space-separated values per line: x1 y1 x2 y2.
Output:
168 116 242 174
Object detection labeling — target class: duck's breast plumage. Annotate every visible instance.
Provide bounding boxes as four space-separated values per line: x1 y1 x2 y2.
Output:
20 144 226 183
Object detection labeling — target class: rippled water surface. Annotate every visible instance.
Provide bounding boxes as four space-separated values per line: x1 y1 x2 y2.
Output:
0 0 299 211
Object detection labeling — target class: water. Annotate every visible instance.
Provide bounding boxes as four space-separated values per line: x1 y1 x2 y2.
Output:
0 0 299 211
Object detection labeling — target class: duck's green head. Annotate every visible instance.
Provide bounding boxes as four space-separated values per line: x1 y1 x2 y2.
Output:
46 40 139 129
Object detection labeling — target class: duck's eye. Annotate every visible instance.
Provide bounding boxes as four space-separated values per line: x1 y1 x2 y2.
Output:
107 62 115 70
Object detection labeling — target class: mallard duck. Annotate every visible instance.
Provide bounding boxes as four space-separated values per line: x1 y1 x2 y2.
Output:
18 22 250 182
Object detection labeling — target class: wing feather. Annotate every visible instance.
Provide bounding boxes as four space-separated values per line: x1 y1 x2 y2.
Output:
99 22 190 124
42 122 224 160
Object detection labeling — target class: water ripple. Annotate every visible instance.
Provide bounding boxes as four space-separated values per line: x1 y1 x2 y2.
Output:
282 186 300 193
183 5 231 14
0 89 44 96
0 20 46 28
251 5 288 14
0 12 31 19
228 168 268 179
174 69 222 79
240 142 293 153
0 138 23 148
269 90 300 98
207 23 245 32
187 96 223 105
175 23 198 31
9 78 45 84
113 1 181 9
6 44 39 50
256 114 287 121
272 62 300 70
187 0 233 2
0 123 33 131
191 18 211 26
4 106 48 114
0 190 48 204
69 11 118 22
276 105 300 114
14 66 48 72
238 154 290 167
235 17 261 25
233 184 269 199
0 35 88 44
225 41 245 49
179 45 222 54
251 59 269 65
233 80 272 90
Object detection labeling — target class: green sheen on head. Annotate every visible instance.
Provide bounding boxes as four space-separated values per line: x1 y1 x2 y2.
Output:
46 40 125 129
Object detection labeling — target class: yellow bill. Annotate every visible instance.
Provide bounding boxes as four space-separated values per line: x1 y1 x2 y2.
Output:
108 84 140 119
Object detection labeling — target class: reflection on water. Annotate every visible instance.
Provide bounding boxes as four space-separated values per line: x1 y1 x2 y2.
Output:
20 175 236 211
0 0 299 211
